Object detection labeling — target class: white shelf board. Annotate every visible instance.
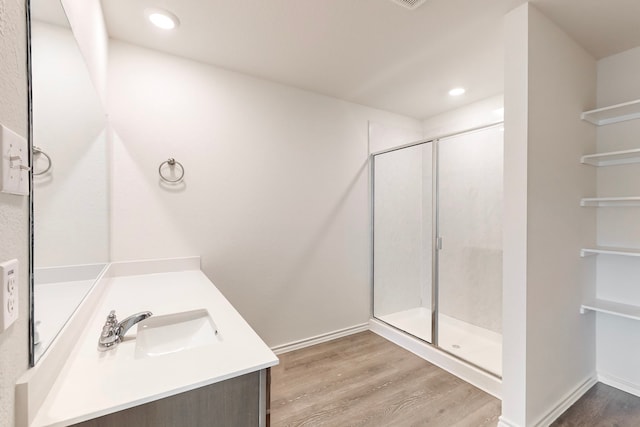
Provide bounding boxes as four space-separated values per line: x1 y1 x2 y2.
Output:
580 247 640 257
580 299 640 321
581 99 640 125
580 196 640 207
581 148 640 166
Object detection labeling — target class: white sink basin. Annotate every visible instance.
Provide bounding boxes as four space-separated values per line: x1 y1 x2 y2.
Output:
135 309 220 358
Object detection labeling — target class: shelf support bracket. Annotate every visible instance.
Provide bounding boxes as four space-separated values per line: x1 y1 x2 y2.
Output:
580 249 597 257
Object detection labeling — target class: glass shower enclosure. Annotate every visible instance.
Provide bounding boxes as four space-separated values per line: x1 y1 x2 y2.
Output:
372 124 503 376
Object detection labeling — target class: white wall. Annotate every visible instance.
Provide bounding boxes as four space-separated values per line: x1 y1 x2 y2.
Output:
32 22 109 268
422 94 504 139
368 121 423 154
108 40 422 347
501 4 597 426
594 46 640 394
525 7 597 424
0 0 30 425
501 6 529 424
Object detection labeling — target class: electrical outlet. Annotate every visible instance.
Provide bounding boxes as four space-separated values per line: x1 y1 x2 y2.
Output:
0 124 30 196
0 259 19 332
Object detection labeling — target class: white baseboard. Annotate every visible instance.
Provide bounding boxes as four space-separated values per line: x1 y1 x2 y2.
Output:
271 323 369 355
497 417 519 427
598 372 640 398
532 375 597 427
369 318 502 398
497 375 597 427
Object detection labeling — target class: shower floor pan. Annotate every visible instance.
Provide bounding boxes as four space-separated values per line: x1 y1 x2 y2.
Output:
377 307 502 376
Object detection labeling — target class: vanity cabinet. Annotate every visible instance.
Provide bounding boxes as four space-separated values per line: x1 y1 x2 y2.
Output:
17 265 278 427
72 369 270 427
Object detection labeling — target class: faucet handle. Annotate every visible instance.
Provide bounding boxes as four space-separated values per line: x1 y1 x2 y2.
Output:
105 310 118 325
100 310 118 339
98 313 119 350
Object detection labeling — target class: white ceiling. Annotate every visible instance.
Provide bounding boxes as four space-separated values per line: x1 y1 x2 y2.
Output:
99 0 640 120
530 0 640 60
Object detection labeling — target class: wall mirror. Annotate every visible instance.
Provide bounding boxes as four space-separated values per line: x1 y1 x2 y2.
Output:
29 0 109 365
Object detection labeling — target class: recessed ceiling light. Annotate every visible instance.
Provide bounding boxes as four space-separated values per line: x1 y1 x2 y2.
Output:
448 87 466 97
145 8 179 30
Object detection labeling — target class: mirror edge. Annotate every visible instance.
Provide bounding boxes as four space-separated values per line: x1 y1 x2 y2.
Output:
26 0 35 368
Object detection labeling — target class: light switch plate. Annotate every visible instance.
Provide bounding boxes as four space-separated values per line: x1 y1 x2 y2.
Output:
0 124 29 196
0 259 19 332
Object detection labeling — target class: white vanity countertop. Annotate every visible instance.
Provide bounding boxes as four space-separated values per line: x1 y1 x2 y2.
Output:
31 265 278 427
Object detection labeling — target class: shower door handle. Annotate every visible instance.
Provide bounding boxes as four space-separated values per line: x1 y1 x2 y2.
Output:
436 237 443 250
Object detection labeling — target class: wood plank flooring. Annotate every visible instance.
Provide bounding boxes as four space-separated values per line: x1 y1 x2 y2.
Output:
271 331 640 426
270 331 501 426
552 382 640 427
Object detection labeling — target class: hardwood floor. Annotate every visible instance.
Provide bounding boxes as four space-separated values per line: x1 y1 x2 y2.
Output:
552 382 640 427
270 331 501 426
271 331 640 426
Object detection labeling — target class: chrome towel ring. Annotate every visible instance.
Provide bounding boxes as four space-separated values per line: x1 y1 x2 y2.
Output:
33 146 52 176
159 158 185 183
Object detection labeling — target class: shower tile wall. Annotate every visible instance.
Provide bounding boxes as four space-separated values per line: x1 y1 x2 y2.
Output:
438 127 503 334
373 144 430 317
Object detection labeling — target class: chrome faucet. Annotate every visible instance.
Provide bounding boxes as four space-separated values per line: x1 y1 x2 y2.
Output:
98 310 153 351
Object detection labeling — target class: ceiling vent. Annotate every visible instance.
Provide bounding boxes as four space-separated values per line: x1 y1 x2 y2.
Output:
390 0 428 10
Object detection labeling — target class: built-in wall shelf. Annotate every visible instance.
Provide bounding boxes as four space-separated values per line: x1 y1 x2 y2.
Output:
580 196 640 207
580 247 640 257
581 149 640 166
581 99 640 126
580 299 640 321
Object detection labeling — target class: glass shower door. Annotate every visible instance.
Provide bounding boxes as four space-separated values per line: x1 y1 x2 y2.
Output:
436 125 503 375
373 142 433 343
